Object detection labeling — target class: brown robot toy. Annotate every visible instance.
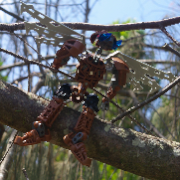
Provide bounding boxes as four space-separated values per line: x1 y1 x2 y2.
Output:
14 30 128 167
14 2 176 167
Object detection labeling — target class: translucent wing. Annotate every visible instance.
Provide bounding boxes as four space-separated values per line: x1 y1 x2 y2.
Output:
20 2 85 47
106 51 176 93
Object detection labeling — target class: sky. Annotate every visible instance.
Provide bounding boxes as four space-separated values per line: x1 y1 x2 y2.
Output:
89 0 176 25
0 0 176 30
0 0 175 25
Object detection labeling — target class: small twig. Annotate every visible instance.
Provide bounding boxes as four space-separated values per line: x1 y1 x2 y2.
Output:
13 33 42 57
172 87 179 138
163 43 180 58
92 88 152 135
0 130 18 165
136 42 180 57
28 63 30 92
31 78 45 94
0 55 55 71
150 104 175 140
22 168 29 180
160 26 180 47
126 90 165 138
112 75 180 122
0 6 24 21
0 1 85 7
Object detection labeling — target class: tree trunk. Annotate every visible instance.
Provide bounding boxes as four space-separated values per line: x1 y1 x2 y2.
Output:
0 80 180 180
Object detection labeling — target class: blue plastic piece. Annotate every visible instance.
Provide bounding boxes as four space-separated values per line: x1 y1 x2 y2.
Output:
98 33 122 50
98 33 112 41
113 40 122 50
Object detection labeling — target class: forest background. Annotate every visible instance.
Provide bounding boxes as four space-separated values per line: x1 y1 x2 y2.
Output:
0 0 180 180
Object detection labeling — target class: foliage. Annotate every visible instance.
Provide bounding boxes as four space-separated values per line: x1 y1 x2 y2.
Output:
0 60 7 82
110 19 154 60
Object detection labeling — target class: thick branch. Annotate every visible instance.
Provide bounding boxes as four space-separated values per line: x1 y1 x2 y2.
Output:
1 16 180 32
0 80 180 180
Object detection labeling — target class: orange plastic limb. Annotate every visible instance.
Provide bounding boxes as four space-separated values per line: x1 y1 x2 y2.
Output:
52 46 70 69
102 86 121 101
71 83 89 103
64 39 85 57
113 57 129 84
63 133 91 166
71 142 92 167
14 97 64 146
14 129 51 146
37 97 64 128
63 106 95 167
52 39 85 69
74 106 96 135
102 57 129 102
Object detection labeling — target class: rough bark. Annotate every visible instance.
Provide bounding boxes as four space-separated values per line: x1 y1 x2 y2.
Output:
0 80 180 180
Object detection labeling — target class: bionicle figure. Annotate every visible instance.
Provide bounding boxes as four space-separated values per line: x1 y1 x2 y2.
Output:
14 2 176 167
14 31 126 166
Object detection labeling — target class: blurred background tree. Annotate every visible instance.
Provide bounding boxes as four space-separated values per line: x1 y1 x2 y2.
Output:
0 0 180 180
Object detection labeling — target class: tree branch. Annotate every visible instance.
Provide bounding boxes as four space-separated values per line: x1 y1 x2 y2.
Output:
1 16 180 32
128 90 165 139
112 75 180 122
0 55 55 71
0 7 24 21
163 43 180 58
160 27 180 47
0 80 180 180
31 78 45 94
0 130 18 180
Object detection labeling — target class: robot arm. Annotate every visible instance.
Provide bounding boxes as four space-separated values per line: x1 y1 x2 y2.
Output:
52 39 85 69
101 57 129 110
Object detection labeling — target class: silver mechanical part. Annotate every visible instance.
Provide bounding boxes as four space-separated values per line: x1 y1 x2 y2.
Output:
105 60 114 71
101 101 109 111
32 121 45 137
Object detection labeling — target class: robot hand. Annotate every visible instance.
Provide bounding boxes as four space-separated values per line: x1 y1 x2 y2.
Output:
55 83 72 100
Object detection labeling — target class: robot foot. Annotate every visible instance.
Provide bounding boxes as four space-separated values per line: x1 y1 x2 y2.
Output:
14 129 51 146
71 142 92 167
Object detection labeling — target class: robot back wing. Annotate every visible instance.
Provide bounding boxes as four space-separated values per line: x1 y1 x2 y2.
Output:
106 51 176 93
21 2 84 47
